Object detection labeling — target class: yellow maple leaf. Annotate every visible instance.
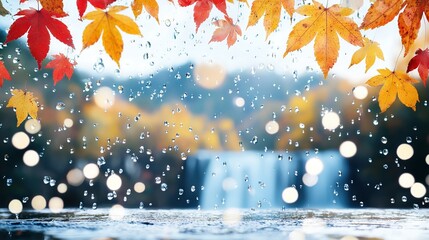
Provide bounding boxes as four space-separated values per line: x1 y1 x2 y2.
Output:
349 37 384 73
131 0 159 23
366 68 419 112
247 0 294 38
284 0 363 78
82 6 142 67
6 89 38 127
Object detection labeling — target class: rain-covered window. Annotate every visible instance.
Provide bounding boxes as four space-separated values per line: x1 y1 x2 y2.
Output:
0 0 428 239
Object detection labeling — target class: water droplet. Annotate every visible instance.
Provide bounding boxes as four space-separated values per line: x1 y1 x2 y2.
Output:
56 102 65 111
93 58 104 73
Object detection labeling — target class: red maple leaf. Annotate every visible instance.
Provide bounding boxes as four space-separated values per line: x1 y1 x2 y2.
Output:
178 0 228 31
407 48 429 87
209 15 241 48
77 0 116 18
45 54 76 85
0 61 11 88
5 8 74 69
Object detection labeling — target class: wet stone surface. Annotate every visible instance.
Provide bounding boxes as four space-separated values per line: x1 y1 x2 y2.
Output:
0 209 428 240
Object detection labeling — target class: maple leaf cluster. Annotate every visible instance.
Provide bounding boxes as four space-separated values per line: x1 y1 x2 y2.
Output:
1 0 429 126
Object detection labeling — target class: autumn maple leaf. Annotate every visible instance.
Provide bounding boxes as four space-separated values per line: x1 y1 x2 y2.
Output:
178 0 228 31
247 0 294 38
361 0 429 56
7 89 38 127
131 0 159 23
40 0 67 16
77 0 116 18
407 48 429 87
5 8 74 69
349 37 384 73
209 15 242 47
284 0 363 78
0 61 11 87
367 68 419 112
45 54 76 86
82 6 142 67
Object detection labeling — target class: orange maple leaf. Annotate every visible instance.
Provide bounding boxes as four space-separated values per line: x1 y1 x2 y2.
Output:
6 89 38 127
360 0 429 56
247 0 294 38
360 0 403 30
131 0 159 23
45 54 76 85
284 0 363 78
82 6 142 67
209 15 242 48
40 0 67 16
366 68 419 112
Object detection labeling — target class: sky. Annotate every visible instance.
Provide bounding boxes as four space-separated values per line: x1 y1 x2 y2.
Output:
0 0 420 84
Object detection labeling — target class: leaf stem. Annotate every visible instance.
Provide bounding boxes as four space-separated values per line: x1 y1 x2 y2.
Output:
393 46 404 71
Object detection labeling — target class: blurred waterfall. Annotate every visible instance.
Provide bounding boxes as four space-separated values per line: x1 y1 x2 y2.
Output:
185 150 348 209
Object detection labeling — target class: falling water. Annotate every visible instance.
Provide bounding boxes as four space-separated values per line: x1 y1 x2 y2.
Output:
186 150 348 209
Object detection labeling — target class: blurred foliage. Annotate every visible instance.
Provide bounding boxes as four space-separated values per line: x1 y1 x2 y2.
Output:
0 28 428 209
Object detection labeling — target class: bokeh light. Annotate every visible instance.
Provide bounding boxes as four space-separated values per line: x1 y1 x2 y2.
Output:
339 141 357 158
194 63 226 89
398 173 415 188
305 157 324 175
265 120 279 135
321 111 340 130
24 119 41 134
425 154 429 165
49 197 64 213
282 187 299 204
134 182 146 193
106 174 122 191
83 163 100 179
302 173 318 187
94 86 115 109
289 230 306 240
31 195 47 210
57 183 68 194
234 97 245 107
64 118 74 128
23 149 40 167
223 208 242 227
396 143 414 160
8 199 23 214
410 182 426 198
66 168 85 186
222 177 237 191
109 204 125 220
12 131 30 150
352 85 368 100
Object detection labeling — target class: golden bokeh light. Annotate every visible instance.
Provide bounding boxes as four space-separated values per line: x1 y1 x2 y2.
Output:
31 195 47 210
194 63 226 89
